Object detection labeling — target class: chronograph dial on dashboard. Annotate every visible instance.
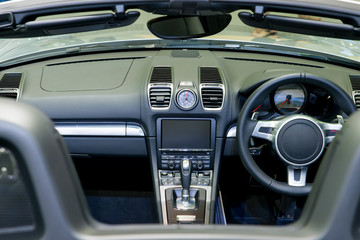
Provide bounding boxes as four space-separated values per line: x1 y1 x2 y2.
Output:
176 89 197 110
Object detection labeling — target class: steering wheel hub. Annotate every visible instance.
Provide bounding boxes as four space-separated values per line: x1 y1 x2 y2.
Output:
275 118 325 166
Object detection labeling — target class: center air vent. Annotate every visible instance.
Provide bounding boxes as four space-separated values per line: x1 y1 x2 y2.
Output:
150 67 172 83
148 67 172 109
350 75 360 109
200 67 224 110
0 73 22 101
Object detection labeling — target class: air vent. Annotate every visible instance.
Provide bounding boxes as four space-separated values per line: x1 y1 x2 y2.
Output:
200 67 222 84
201 87 224 109
0 73 22 101
199 67 224 110
150 67 172 83
149 86 172 108
0 73 21 88
148 67 173 109
350 75 360 109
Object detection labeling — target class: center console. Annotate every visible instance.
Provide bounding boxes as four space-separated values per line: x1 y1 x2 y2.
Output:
156 118 216 224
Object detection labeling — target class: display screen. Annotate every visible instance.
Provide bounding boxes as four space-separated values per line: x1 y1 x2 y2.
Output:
161 120 211 149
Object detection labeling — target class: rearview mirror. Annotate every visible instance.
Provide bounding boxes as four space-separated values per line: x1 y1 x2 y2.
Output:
147 15 231 39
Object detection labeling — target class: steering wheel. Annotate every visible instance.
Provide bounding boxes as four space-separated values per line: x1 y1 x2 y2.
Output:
237 73 356 196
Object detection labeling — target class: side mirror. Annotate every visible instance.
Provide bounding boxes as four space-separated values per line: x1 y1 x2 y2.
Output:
147 14 231 39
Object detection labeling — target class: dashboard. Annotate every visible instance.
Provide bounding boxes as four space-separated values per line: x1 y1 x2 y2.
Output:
1 48 359 224
7 50 354 136
3 50 357 156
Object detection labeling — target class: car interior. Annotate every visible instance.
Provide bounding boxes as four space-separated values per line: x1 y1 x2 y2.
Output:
0 0 360 239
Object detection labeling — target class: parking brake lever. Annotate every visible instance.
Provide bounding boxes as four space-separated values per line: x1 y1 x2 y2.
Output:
180 158 192 202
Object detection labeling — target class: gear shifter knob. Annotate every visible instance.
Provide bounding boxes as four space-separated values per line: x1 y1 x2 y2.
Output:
180 158 192 202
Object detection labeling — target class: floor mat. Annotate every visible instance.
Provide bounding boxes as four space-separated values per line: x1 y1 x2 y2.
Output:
222 194 277 225
86 191 158 224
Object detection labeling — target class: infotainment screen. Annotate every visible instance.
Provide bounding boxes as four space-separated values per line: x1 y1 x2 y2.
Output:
161 119 211 149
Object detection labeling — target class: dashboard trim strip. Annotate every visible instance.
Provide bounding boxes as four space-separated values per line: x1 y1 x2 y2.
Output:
226 126 237 138
55 123 145 137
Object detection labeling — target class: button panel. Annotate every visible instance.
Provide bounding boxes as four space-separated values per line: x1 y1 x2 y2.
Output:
159 170 212 186
160 152 212 170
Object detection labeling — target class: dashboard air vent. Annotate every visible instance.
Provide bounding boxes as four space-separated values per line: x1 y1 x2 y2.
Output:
350 75 360 109
199 67 224 110
149 86 172 108
0 73 22 100
200 67 222 84
201 87 224 109
148 67 173 109
150 67 172 83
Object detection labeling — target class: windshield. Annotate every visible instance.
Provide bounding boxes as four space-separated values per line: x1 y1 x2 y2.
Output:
1 9 360 66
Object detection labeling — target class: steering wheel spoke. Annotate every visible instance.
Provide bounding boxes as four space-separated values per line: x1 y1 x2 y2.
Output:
317 118 343 144
287 166 308 187
251 120 278 141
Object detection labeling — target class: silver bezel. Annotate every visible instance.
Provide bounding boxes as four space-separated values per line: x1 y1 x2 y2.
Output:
148 83 173 110
0 89 20 101
352 90 360 109
0 72 24 101
176 88 197 110
199 83 225 111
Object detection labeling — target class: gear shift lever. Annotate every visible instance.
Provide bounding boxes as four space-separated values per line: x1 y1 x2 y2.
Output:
180 158 192 202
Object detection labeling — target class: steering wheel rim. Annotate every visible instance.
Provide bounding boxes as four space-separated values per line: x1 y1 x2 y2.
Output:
237 73 356 196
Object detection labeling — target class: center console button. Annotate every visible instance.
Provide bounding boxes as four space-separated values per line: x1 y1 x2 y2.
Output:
197 161 204 170
168 161 175 169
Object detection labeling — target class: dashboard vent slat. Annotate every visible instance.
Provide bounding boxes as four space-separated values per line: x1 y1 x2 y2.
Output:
150 67 172 83
350 75 360 109
0 73 22 101
200 67 222 84
201 87 224 109
200 67 224 110
148 67 172 109
350 75 360 91
0 73 21 88
149 86 171 108
354 92 360 109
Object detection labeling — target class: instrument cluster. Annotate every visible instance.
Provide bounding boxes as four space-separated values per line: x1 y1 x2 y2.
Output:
257 83 335 119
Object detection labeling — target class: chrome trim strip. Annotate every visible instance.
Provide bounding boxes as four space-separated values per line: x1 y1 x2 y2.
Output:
177 215 196 222
55 123 145 137
226 126 237 138
126 124 145 136
218 190 227 225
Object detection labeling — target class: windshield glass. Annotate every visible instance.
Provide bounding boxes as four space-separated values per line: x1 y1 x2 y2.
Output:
1 9 360 65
